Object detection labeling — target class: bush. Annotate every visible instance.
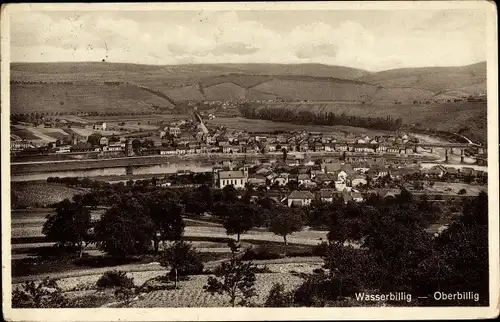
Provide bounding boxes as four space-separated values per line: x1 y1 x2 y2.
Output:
96 270 135 289
265 283 294 307
241 246 283 261
12 278 68 308
312 242 329 257
293 272 342 307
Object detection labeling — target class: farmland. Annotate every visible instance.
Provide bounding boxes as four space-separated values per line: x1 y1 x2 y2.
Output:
11 182 88 208
11 82 175 115
206 117 389 136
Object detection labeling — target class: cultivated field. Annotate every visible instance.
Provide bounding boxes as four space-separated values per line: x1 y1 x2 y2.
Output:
11 83 174 115
130 271 309 307
11 182 87 209
206 117 389 136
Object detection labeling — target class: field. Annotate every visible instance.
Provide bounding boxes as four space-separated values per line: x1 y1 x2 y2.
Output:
11 83 175 115
82 114 189 123
10 127 41 140
11 182 87 208
130 270 311 307
206 117 389 136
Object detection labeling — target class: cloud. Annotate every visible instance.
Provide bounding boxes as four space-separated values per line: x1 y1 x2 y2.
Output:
211 42 259 55
9 10 487 71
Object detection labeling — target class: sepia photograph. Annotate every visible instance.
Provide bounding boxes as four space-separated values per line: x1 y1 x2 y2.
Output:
1 1 498 321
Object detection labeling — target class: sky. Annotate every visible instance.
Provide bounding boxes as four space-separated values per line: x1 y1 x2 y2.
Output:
9 9 488 71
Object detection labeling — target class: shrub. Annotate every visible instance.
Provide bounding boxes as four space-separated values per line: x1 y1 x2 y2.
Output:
12 277 68 308
241 246 282 261
96 270 135 289
312 242 329 257
265 283 294 307
160 241 204 288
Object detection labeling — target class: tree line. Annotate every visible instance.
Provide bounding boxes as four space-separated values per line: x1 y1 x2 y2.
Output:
238 103 403 131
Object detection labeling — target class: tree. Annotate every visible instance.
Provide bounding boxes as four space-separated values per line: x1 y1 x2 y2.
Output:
145 198 185 253
42 199 93 258
95 197 155 257
282 148 288 163
87 133 102 146
217 202 255 242
159 241 204 289
222 185 238 203
428 192 489 305
12 278 68 308
269 207 304 256
204 241 257 307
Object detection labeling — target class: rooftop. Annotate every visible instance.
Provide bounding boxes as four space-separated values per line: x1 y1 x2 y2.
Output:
218 170 246 179
288 190 315 200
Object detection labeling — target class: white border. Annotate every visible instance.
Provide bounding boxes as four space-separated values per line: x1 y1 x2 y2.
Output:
2 1 499 321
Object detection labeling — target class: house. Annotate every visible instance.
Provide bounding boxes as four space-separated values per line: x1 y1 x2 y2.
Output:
99 137 109 146
310 169 325 179
103 142 123 152
460 167 477 177
352 162 370 173
273 173 289 186
324 143 335 152
215 169 249 189
428 165 447 177
324 162 342 174
313 173 330 185
320 189 336 203
336 143 348 151
248 175 267 187
299 142 309 152
54 145 71 153
351 175 368 187
376 189 399 199
334 180 347 191
298 173 312 185
314 143 325 152
160 148 176 155
93 122 107 131
287 190 314 207
168 127 181 136
334 170 349 182
352 191 364 203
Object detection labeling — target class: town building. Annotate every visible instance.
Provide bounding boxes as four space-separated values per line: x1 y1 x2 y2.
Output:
215 169 249 189
287 190 314 207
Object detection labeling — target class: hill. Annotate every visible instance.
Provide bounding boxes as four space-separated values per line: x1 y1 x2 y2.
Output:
10 62 486 109
11 82 175 115
9 62 487 142
358 62 486 95
243 101 487 144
